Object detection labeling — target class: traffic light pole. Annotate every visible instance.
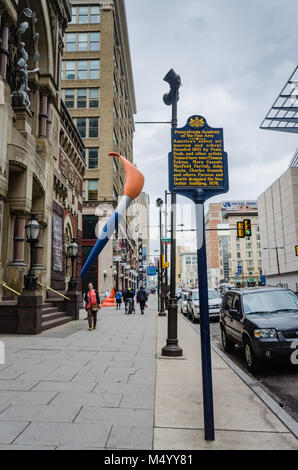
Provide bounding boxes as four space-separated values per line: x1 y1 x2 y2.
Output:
195 201 215 441
162 74 183 357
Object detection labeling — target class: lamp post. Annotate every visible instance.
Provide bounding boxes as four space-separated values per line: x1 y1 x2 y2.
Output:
24 214 41 291
67 238 79 291
161 69 183 357
156 197 166 316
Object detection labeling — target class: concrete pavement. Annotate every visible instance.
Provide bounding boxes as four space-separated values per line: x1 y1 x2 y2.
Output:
154 312 298 450
0 301 156 450
0 296 297 450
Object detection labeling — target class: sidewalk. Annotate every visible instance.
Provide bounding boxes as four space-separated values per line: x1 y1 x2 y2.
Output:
0 300 157 450
154 312 298 450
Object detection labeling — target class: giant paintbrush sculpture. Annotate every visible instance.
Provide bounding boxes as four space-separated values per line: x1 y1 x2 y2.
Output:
81 152 145 280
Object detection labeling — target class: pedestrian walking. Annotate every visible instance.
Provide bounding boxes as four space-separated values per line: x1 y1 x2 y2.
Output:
84 283 101 331
123 288 134 314
116 290 122 310
137 286 148 315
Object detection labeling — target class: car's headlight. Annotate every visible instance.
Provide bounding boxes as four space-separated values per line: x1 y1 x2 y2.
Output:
254 329 277 339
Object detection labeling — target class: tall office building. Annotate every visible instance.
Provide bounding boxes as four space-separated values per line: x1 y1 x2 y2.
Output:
62 0 138 295
258 154 298 292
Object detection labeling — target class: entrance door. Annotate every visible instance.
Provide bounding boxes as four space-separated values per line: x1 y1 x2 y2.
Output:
82 246 98 293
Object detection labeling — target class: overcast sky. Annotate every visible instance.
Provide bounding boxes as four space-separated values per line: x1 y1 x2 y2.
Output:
125 0 298 254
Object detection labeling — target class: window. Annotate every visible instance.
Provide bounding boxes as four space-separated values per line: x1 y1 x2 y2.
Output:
88 180 98 200
113 129 118 150
90 32 100 51
71 7 77 24
77 118 86 138
90 60 100 79
66 33 76 52
65 89 74 108
88 148 98 169
89 118 98 138
77 61 87 80
65 61 75 80
83 181 86 200
90 6 100 23
77 89 87 108
89 88 99 108
78 33 88 52
83 215 98 240
113 159 118 178
79 6 88 24
237 252 241 259
247 251 252 259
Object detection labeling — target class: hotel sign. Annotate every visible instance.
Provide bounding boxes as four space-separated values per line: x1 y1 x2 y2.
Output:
169 115 228 202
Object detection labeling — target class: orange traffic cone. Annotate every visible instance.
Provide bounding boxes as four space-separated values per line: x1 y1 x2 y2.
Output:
102 288 116 307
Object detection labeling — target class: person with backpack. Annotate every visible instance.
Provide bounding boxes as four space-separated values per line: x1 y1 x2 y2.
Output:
136 286 148 315
115 290 122 310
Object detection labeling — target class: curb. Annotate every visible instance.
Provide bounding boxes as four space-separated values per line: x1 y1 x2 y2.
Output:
181 314 298 440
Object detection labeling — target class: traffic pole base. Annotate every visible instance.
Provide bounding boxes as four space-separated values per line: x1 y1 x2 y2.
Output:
158 310 167 316
162 340 183 357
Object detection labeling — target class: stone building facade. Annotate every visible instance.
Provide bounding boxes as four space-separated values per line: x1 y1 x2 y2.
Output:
0 0 85 332
61 0 137 296
258 164 298 292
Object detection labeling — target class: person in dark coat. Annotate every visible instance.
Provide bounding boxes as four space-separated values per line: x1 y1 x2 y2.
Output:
84 283 101 331
136 286 148 315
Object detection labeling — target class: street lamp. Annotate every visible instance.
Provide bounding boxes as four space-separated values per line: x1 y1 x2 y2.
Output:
161 68 183 357
156 197 166 316
67 238 79 291
24 214 41 290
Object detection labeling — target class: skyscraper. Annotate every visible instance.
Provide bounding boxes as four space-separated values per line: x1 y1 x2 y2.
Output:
62 0 138 294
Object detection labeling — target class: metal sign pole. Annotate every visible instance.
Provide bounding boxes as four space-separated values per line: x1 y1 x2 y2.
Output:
195 201 215 442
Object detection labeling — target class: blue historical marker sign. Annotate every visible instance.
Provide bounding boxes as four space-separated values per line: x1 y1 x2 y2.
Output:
147 263 157 276
169 115 229 202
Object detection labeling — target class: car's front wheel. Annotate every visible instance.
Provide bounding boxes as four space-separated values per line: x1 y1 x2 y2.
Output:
221 326 234 353
243 338 259 374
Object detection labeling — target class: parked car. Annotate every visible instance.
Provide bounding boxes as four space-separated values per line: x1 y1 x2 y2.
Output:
220 287 298 373
188 289 222 323
178 293 189 316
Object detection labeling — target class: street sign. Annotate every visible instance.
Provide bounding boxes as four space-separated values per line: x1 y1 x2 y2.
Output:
169 115 228 202
162 238 171 244
147 263 157 276
169 115 229 443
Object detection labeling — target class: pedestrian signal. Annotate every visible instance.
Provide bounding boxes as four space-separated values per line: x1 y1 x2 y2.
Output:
243 219 252 237
237 221 244 239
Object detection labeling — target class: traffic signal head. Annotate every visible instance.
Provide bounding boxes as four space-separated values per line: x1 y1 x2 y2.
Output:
163 69 181 105
237 221 244 239
244 219 252 237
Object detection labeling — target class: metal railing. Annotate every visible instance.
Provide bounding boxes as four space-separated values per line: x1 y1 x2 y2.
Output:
1 282 21 297
37 282 70 301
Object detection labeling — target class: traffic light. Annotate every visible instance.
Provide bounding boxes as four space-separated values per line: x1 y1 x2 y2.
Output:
163 69 181 106
296 246 298 256
237 221 244 239
243 219 252 237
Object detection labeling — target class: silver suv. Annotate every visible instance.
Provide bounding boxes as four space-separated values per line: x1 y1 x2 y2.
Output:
188 289 222 323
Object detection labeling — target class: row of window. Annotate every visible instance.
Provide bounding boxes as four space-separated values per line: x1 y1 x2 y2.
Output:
83 179 98 201
83 180 119 202
83 148 99 169
70 5 100 24
236 251 262 259
62 60 100 80
73 117 99 139
66 32 100 52
64 88 99 109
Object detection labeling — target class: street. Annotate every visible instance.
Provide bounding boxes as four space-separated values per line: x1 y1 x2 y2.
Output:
183 316 298 423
